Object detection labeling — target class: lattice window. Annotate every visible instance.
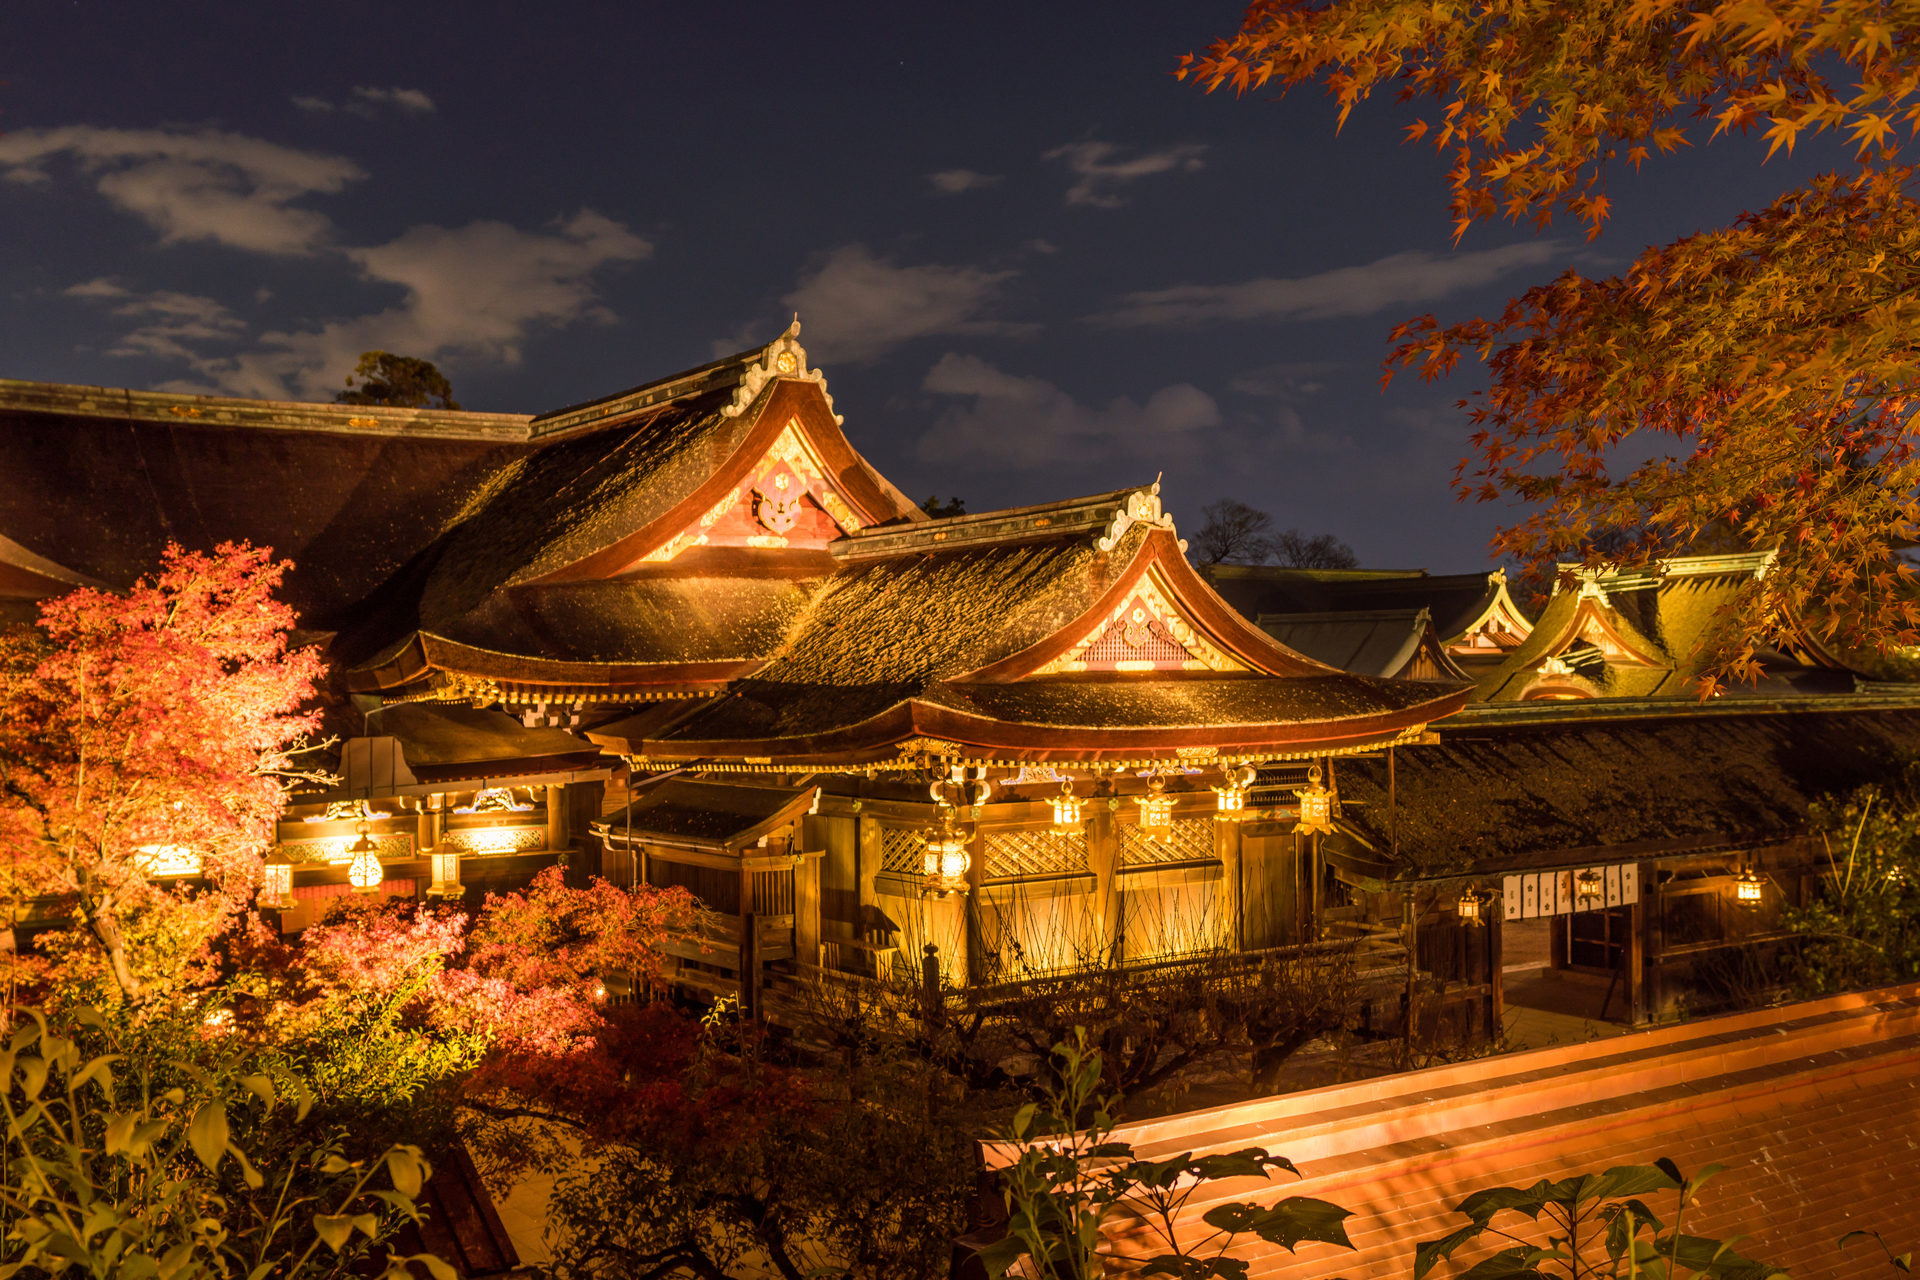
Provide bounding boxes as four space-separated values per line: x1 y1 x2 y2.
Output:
880 826 926 875
1121 818 1215 866
984 829 1088 880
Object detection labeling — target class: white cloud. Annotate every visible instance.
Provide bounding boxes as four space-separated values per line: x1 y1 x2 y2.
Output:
927 169 1002 195
292 86 437 117
1042 140 1206 208
0 126 360 254
64 278 247 362
917 352 1219 467
776 244 1025 364
1094 243 1565 328
185 210 651 399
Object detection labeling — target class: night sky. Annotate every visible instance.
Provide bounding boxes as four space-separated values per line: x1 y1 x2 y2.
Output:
0 2 1849 570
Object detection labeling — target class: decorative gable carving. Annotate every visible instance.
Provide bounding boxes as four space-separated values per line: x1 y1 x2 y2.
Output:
637 420 866 565
1036 570 1247 674
721 317 843 425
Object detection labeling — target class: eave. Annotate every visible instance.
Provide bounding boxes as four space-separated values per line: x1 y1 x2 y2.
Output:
344 630 764 696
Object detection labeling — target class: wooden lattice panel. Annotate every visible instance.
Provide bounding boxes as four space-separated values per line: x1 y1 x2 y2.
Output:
880 826 926 875
984 829 1088 880
1121 818 1214 866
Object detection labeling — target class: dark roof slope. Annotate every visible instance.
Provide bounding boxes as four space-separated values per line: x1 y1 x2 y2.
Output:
1333 707 1920 873
1207 566 1511 641
597 778 818 850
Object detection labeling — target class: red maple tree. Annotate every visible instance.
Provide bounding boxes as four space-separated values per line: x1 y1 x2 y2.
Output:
0 542 326 1001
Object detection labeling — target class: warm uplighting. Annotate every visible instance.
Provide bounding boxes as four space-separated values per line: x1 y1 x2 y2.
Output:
346 821 383 894
1048 779 1083 832
923 810 970 897
462 826 529 855
134 844 203 877
1136 777 1174 838
427 849 462 898
259 858 293 909
1735 869 1765 905
1293 765 1335 836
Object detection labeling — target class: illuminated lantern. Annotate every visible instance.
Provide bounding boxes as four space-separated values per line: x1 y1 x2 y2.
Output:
259 857 293 909
1048 779 1084 832
1734 868 1764 905
1575 868 1604 909
345 820 383 894
1136 777 1174 839
1215 764 1256 821
427 849 462 898
1457 888 1485 926
1294 764 1335 836
923 810 970 897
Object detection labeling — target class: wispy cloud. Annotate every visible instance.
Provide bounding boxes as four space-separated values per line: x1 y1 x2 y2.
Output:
293 86 437 117
64 279 246 362
772 244 1027 364
917 353 1218 467
181 211 651 399
927 169 1003 195
1093 243 1565 328
0 126 361 254
1043 140 1206 207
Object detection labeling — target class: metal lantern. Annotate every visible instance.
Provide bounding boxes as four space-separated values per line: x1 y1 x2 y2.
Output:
1734 868 1765 905
1214 764 1256 822
1048 779 1084 832
259 857 293 910
1136 776 1174 839
1293 764 1335 836
923 810 970 897
345 820 383 895
427 849 462 898
1457 888 1485 926
1574 868 1604 909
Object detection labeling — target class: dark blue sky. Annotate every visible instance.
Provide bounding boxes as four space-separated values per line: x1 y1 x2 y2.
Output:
0 1 1846 570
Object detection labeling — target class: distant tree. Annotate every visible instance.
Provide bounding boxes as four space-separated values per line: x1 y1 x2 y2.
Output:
1274 528 1359 570
1192 500 1359 570
335 351 460 410
1192 499 1278 565
922 494 967 519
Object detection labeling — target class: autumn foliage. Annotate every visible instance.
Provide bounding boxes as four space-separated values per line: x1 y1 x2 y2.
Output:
1183 0 1920 685
0 542 325 999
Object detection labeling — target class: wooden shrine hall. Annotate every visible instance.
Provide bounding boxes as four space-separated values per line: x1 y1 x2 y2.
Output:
0 322 1467 991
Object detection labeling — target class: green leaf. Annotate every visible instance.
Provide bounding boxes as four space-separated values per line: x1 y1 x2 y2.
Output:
1416 1224 1486 1280
385 1147 426 1200
1455 1245 1556 1280
238 1075 275 1108
1584 1163 1684 1202
16 1057 46 1100
1456 1181 1554 1225
351 1213 380 1239
312 1215 353 1253
974 1232 1031 1279
1200 1196 1354 1251
1190 1149 1297 1182
409 1253 458 1280
67 1056 116 1099
186 1102 227 1171
228 1144 264 1191
1011 1102 1036 1138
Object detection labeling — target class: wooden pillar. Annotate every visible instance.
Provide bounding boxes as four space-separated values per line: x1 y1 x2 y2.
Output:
1216 815 1243 952
545 784 567 852
963 820 988 987
795 854 821 968
1630 866 1649 1024
1488 909 1506 1036
855 812 882 915
740 910 761 1024
1086 794 1121 965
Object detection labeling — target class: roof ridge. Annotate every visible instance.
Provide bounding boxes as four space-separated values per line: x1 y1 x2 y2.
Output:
0 378 533 441
834 483 1175 560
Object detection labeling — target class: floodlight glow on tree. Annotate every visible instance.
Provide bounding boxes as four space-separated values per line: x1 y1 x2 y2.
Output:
1293 763 1335 836
1048 778 1083 832
346 820 383 894
922 808 969 897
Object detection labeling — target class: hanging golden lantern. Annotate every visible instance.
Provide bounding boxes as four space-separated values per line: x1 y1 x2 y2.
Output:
1293 764 1335 836
345 820 383 895
1136 776 1174 839
426 849 462 898
1734 868 1764 905
1214 765 1256 822
1457 888 1485 926
923 809 970 897
1048 779 1084 832
1574 868 1604 909
259 857 293 910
